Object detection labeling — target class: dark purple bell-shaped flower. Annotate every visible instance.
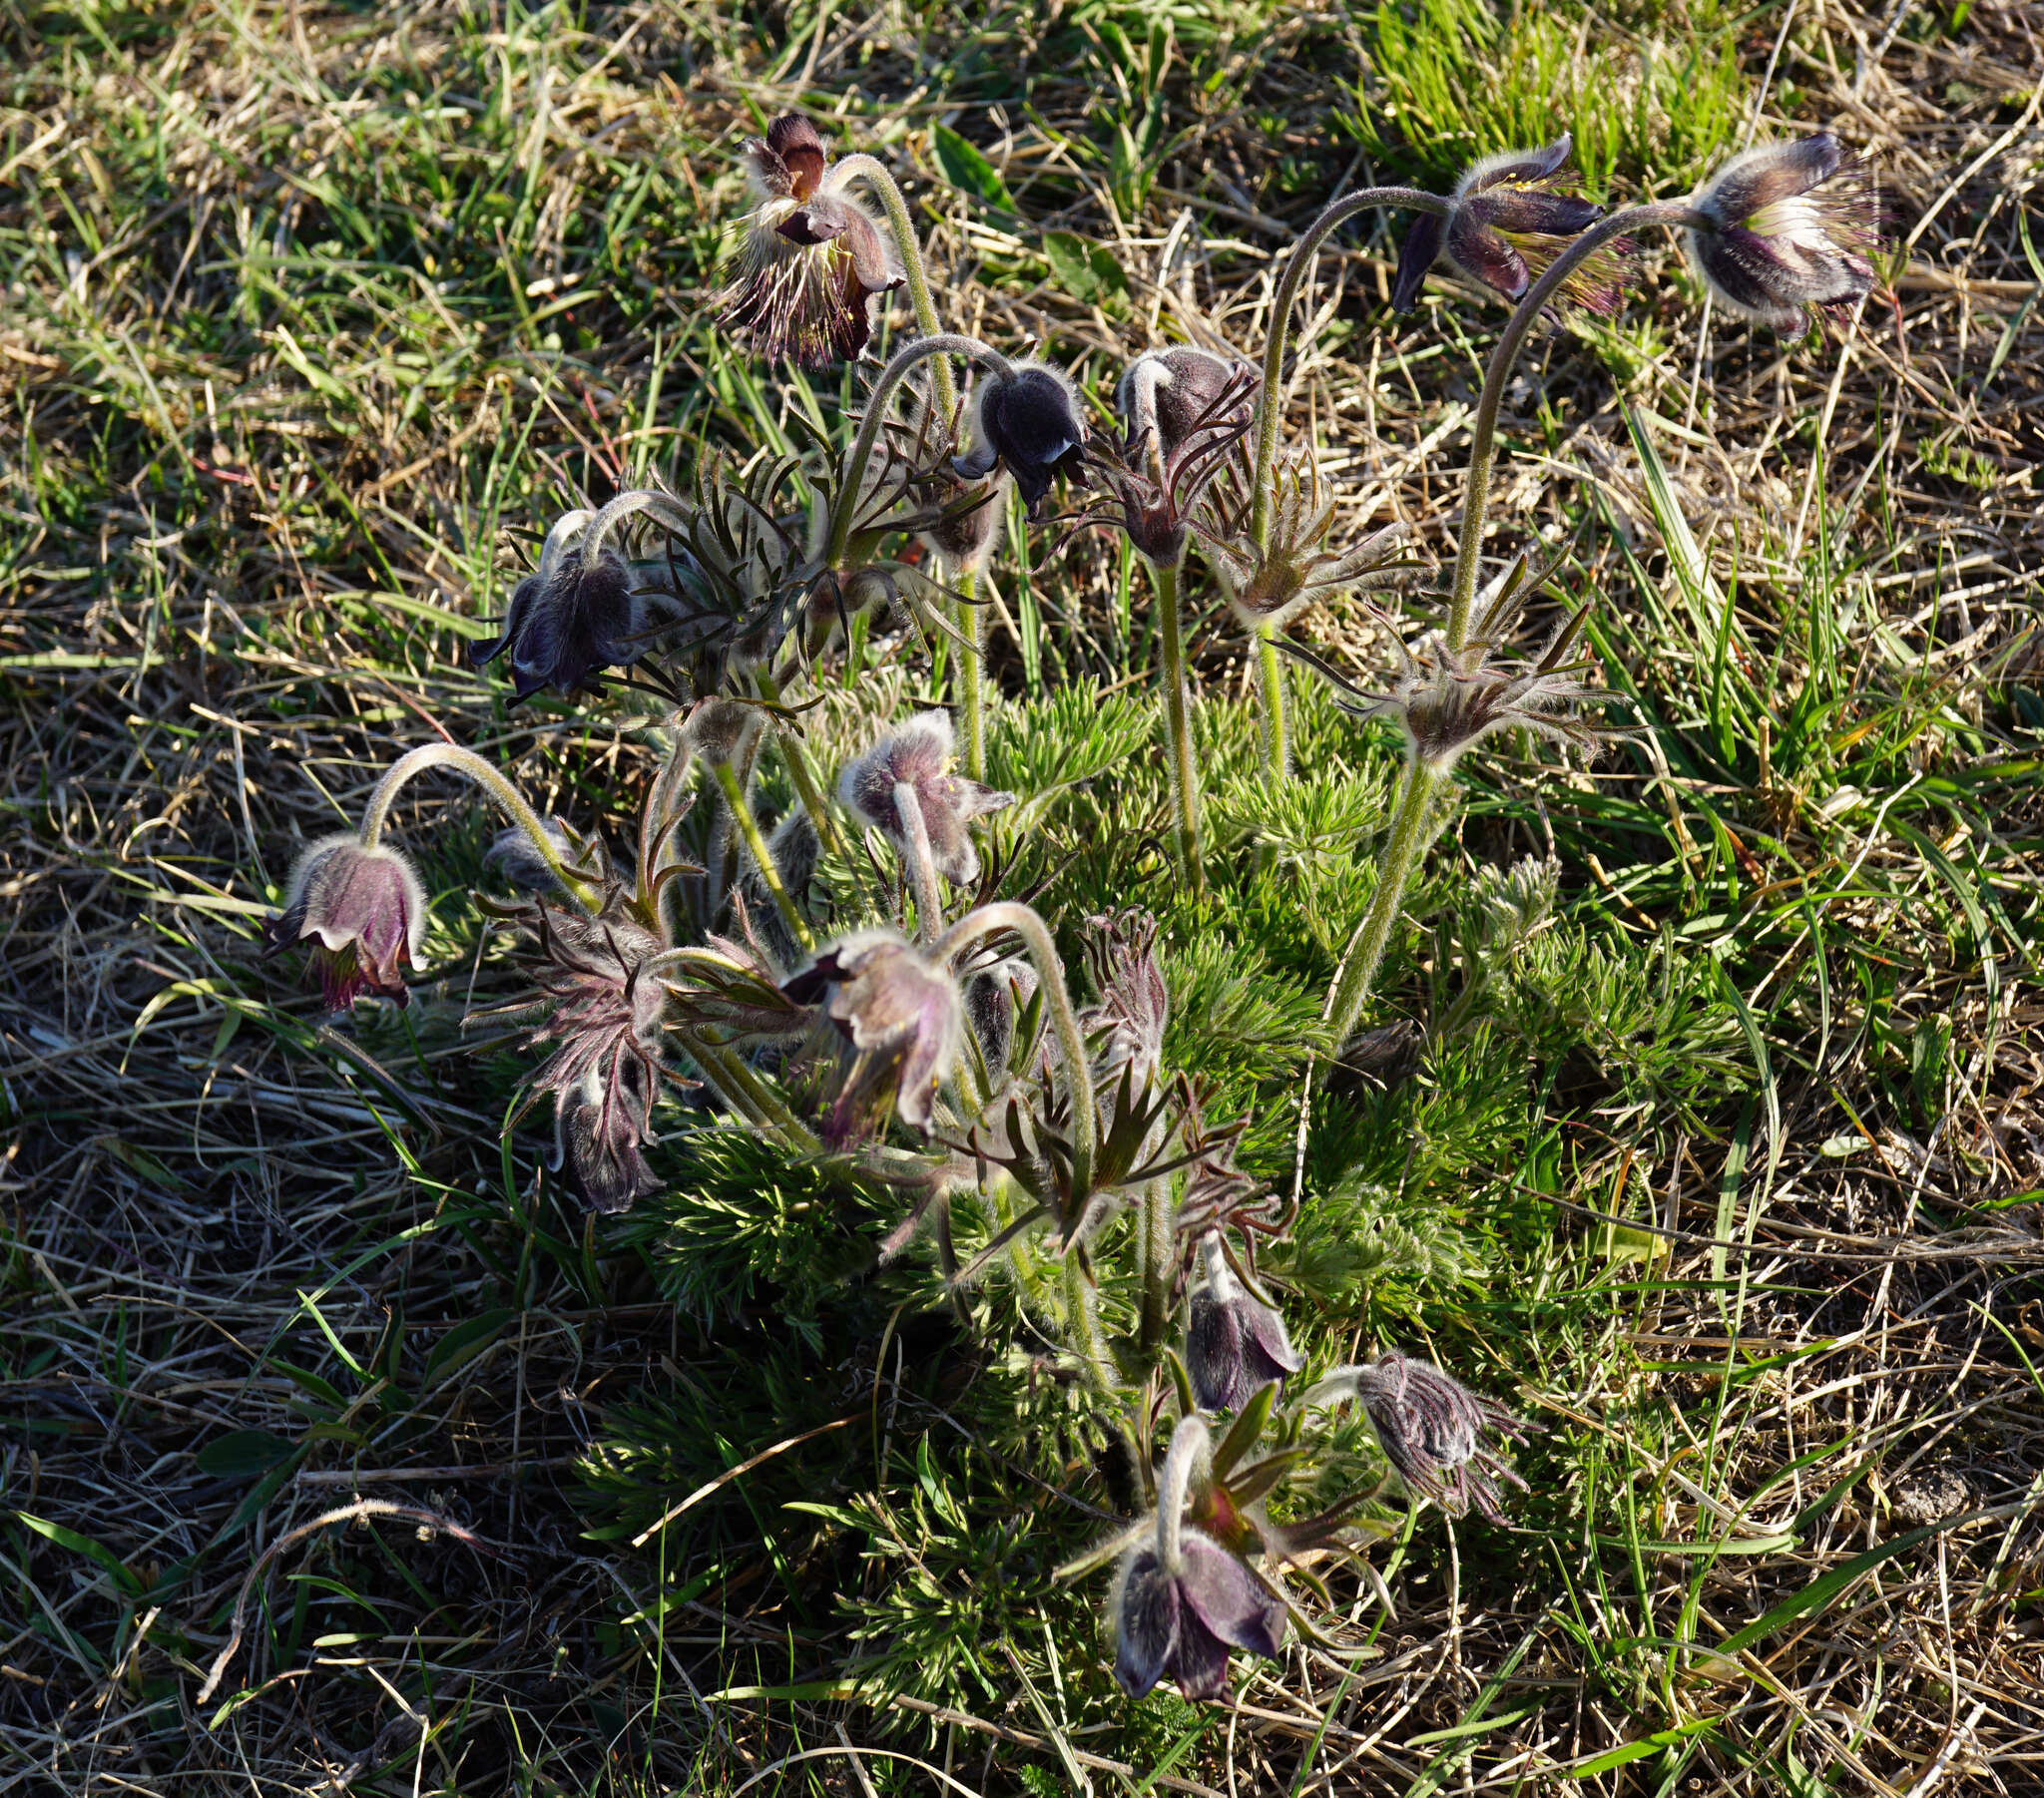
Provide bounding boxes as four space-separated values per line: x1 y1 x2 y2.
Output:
552 1056 660 1213
953 361 1088 515
1393 135 1629 317
474 545 648 701
1115 346 1259 461
1683 133 1877 330
266 834 429 1011
1113 1531 1287 1701
1186 1235 1302 1412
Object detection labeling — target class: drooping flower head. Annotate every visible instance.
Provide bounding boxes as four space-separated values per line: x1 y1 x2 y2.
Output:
722 114 905 367
1111 1417 1287 1701
953 361 1088 516
472 891 669 1213
1187 1233 1303 1413
1078 357 1257 568
783 929 964 1139
1393 135 1632 317
1307 1351 1534 1524
837 710 1015 887
1684 133 1877 330
475 543 650 702
1115 347 1260 463
266 835 429 1011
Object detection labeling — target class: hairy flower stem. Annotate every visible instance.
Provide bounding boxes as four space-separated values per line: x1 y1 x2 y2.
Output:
934 902 1097 1207
1446 201 1705 650
893 781 946 941
359 744 600 912
1061 1252 1120 1396
824 333 1015 570
954 565 985 780
712 760 814 952
679 1026 818 1148
1155 1415 1214 1573
1321 756 1448 1065
1138 1177 1176 1357
1247 188 1447 779
1152 555 1206 896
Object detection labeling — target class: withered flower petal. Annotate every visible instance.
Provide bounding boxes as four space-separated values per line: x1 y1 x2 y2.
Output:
552 1058 660 1213
837 710 1014 887
266 835 429 1011
1312 1350 1533 1524
474 547 648 701
1685 133 1876 330
783 929 963 1135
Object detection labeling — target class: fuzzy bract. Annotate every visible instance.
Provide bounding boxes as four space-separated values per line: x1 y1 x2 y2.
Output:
837 710 1014 887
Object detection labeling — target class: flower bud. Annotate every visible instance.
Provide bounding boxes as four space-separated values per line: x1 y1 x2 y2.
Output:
1116 347 1259 462
683 696 764 765
266 834 429 1011
953 361 1087 515
1186 1235 1302 1412
474 547 648 701
837 711 1014 887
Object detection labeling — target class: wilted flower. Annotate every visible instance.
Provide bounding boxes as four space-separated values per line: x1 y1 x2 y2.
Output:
1111 1417 1287 1701
783 929 964 1137
477 894 669 1213
1206 454 1410 634
722 114 904 367
1116 347 1260 462
474 546 650 701
1290 582 1608 768
1082 909 1169 1090
1392 135 1631 317
1187 1234 1302 1412
267 835 429 1011
1684 133 1877 330
954 361 1088 515
1307 1350 1533 1524
1078 361 1256 568
837 710 1015 887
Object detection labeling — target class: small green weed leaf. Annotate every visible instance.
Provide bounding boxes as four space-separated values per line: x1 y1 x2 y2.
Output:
17 1513 144 1596
196 1429 297 1480
930 124 1014 212
1042 231 1129 305
1564 1717 1716 1777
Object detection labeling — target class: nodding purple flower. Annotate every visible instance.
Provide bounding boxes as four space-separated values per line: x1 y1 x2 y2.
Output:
1115 347 1260 463
1111 1417 1287 1701
783 929 964 1137
1290 583 1609 770
1187 1235 1302 1412
1684 133 1877 331
953 361 1088 516
478 894 669 1213
267 835 429 1011
837 710 1015 888
722 114 905 367
1393 135 1631 317
1078 359 1257 569
474 546 649 701
1307 1350 1533 1524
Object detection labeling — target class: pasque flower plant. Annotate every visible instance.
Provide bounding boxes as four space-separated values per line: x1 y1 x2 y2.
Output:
256 102 1890 1713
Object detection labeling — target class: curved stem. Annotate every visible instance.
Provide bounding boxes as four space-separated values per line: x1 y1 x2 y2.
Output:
1321 757 1447 1062
954 564 985 781
1250 188 1445 553
1152 554 1206 894
892 781 946 941
832 153 958 426
1156 1414 1213 1574
579 487 696 567
825 333 1015 569
1446 201 1707 650
359 744 600 912
933 901 1096 1207
713 760 814 952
